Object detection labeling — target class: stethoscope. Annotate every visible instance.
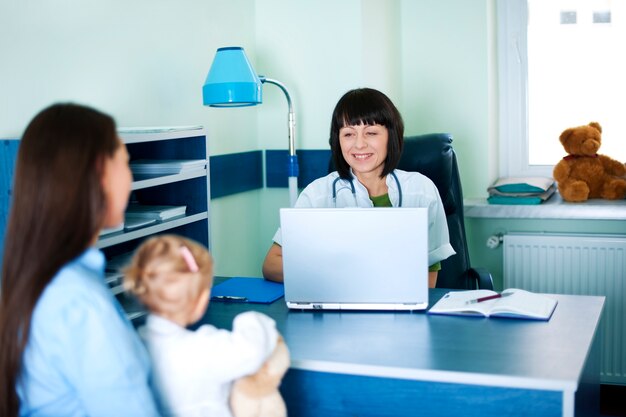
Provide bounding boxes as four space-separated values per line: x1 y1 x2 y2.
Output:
332 171 403 207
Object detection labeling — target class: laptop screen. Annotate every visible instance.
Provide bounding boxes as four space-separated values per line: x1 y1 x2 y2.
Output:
280 208 429 310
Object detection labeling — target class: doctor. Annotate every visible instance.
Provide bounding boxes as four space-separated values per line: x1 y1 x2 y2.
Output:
262 88 455 288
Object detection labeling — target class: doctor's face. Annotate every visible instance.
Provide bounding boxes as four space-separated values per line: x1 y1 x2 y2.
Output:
339 123 389 178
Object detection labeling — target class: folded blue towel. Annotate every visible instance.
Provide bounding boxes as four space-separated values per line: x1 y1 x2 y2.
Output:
488 177 554 195
494 184 545 193
489 185 556 205
487 195 543 205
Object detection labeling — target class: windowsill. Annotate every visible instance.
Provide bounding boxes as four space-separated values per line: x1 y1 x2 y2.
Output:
464 193 626 220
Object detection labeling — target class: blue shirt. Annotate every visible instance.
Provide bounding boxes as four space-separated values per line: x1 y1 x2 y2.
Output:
17 247 160 417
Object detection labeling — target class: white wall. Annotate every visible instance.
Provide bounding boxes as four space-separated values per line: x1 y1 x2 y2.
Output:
1 0 497 277
254 0 405 253
0 0 266 277
399 0 497 198
0 0 255 143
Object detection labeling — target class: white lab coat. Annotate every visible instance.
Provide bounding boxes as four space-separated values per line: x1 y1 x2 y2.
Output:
273 169 456 267
139 311 278 417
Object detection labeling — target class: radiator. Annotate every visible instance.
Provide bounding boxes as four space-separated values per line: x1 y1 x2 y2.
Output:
503 233 626 385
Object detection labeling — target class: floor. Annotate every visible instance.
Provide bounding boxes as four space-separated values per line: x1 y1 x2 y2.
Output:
601 385 626 416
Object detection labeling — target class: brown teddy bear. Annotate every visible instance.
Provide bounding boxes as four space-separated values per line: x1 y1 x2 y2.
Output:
553 122 626 202
230 336 290 417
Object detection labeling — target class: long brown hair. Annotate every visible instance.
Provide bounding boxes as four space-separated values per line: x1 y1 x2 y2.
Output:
0 103 119 416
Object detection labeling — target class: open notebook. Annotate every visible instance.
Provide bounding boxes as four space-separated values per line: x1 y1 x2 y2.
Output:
280 208 429 311
428 288 558 320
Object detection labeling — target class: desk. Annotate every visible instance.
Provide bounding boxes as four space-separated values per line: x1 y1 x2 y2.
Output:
198 286 604 417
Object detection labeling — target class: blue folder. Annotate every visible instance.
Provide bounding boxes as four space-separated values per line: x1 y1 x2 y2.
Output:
211 277 284 304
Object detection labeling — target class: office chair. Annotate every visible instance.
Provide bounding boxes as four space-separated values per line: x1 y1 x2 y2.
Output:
397 133 493 290
328 133 493 290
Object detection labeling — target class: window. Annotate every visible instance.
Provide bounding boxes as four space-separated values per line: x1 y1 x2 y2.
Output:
498 0 626 177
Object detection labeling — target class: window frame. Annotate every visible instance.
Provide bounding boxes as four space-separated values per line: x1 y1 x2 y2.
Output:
497 0 554 178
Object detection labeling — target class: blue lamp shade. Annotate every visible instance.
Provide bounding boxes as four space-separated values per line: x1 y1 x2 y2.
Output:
202 47 262 107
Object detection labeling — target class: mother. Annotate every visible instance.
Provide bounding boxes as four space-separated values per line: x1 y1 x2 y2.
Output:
0 104 160 416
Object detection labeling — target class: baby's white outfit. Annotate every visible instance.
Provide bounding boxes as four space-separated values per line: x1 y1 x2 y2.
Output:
139 311 278 417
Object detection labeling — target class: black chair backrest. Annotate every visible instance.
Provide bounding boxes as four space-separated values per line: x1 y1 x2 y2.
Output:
397 134 471 289
328 133 472 289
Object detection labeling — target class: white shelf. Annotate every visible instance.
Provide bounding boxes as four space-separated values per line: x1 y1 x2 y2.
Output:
119 127 206 144
97 212 208 249
104 127 210 322
131 168 207 190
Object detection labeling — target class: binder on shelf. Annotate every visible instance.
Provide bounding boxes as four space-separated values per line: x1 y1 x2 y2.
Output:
130 159 207 175
125 204 187 222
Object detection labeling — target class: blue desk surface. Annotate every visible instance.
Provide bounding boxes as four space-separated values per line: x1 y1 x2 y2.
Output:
199 283 604 394
200 282 604 417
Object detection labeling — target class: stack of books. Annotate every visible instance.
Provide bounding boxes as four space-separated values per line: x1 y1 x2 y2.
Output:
125 204 187 223
130 159 206 176
487 177 555 205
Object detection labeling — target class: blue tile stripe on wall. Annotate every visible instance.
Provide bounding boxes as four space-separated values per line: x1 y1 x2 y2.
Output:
0 139 20 269
1 144 330 268
209 151 263 199
265 149 331 189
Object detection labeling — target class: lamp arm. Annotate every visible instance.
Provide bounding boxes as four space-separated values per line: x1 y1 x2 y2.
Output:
260 77 296 157
260 76 299 207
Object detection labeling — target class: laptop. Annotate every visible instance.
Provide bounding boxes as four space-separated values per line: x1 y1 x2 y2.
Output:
280 207 429 311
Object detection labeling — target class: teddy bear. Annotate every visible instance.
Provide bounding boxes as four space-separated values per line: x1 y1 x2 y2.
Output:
230 336 290 417
553 122 626 202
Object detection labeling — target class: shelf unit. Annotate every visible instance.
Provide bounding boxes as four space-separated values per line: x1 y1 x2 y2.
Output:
100 127 211 320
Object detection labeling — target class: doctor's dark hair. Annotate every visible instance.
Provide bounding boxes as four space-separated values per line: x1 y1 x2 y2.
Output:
329 88 404 179
0 103 119 417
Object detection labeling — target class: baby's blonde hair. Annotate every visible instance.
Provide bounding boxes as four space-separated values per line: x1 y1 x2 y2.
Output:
124 235 213 317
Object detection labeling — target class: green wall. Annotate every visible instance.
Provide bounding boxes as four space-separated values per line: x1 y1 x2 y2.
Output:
0 0 265 277
14 0 611 283
254 0 499 278
399 0 498 199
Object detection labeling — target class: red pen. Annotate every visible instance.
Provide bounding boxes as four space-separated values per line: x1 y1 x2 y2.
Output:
466 292 512 304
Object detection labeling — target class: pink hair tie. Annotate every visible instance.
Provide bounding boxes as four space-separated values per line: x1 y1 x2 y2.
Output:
179 246 199 272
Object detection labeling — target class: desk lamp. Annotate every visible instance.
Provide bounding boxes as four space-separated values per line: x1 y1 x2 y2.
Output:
202 46 299 207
